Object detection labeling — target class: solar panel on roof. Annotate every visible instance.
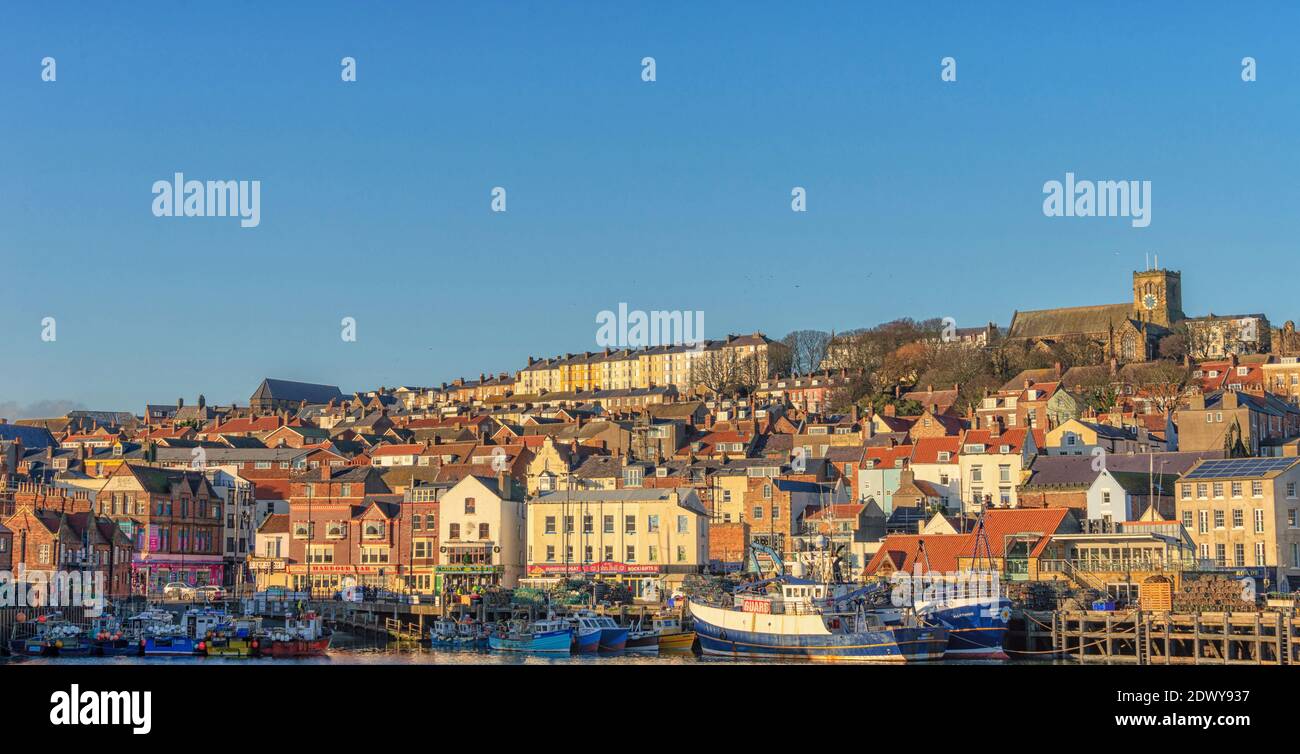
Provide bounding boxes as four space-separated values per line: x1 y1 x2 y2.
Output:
1184 457 1296 479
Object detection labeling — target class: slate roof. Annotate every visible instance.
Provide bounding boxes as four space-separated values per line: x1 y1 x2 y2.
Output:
1007 303 1135 340
0 424 57 450
252 378 344 404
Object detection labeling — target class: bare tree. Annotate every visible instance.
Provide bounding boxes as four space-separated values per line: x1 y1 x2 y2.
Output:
780 330 831 375
1132 361 1192 415
691 348 741 398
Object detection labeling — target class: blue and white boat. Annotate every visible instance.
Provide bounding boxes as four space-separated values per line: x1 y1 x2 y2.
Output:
567 615 602 653
140 622 197 656
916 592 1011 660
908 517 1012 659
689 580 947 663
488 617 572 654
570 611 627 652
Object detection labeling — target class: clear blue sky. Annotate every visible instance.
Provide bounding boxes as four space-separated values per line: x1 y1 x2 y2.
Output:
2 2 1299 415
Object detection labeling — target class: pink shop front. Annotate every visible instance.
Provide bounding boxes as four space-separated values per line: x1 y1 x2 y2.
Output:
130 555 226 594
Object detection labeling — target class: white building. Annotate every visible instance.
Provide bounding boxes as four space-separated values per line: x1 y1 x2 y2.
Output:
437 474 527 589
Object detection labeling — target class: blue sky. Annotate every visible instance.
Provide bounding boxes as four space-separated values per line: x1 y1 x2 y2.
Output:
2 2 1299 414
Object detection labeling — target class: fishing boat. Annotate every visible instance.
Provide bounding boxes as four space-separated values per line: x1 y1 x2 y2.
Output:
623 618 659 654
429 617 488 648
689 579 948 663
652 614 696 653
138 609 202 656
89 615 139 657
263 612 332 657
915 592 1011 660
566 614 602 654
202 616 263 658
568 611 627 652
488 617 572 654
909 516 1011 659
7 613 91 657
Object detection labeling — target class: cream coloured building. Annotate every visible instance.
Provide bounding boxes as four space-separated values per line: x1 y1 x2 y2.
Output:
516 334 785 395
525 487 708 596
1176 457 1300 590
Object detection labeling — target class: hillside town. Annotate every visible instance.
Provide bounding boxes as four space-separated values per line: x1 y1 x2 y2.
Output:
4 266 1300 647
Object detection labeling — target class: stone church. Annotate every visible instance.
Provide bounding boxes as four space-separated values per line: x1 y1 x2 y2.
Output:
1006 269 1185 361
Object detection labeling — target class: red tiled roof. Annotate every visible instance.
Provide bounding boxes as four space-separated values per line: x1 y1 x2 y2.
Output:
370 444 426 457
865 507 1073 575
862 445 913 468
909 436 962 465
960 427 1043 453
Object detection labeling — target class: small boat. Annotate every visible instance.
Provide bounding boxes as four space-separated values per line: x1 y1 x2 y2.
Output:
652 615 696 654
89 616 139 657
263 612 332 657
203 616 264 658
429 617 487 648
689 579 948 663
8 613 91 657
569 611 627 652
184 608 235 657
140 622 198 657
566 614 603 654
488 617 572 654
624 619 659 654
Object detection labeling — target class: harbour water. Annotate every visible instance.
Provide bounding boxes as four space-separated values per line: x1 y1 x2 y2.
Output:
1 629 1043 665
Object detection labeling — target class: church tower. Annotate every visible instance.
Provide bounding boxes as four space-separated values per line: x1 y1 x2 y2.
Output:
1132 267 1183 329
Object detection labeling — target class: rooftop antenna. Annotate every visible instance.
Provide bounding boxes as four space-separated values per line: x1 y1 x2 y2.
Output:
1154 253 1158 270
1145 252 1150 271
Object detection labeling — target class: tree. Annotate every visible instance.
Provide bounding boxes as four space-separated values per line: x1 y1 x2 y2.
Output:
691 348 740 398
1131 361 1192 414
779 330 831 375
1157 332 1187 360
731 354 765 396
1073 369 1121 414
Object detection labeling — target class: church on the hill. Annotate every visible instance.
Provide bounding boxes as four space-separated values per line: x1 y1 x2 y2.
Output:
1006 268 1185 361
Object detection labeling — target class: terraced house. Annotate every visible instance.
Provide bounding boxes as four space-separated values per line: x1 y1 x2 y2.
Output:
517 333 786 394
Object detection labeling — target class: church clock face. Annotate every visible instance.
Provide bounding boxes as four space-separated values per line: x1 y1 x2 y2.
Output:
1142 293 1158 311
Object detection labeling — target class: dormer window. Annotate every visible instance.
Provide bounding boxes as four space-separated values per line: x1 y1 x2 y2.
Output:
1000 444 1010 454
937 451 951 462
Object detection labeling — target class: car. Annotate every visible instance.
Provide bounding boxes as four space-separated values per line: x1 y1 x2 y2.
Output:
195 585 226 602
162 582 195 600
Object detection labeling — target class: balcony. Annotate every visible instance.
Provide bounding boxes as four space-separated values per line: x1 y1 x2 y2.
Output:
1037 557 1205 576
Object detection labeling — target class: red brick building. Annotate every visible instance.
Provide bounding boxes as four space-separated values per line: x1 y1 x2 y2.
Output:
99 463 225 593
2 486 134 598
286 466 438 595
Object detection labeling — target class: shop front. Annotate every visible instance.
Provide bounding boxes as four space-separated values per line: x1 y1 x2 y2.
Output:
525 562 664 601
133 556 226 595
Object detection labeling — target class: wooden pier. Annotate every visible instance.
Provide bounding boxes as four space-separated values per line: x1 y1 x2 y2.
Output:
1011 609 1299 665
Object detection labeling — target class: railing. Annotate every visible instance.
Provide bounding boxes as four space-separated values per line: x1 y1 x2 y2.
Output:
1039 557 1201 575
